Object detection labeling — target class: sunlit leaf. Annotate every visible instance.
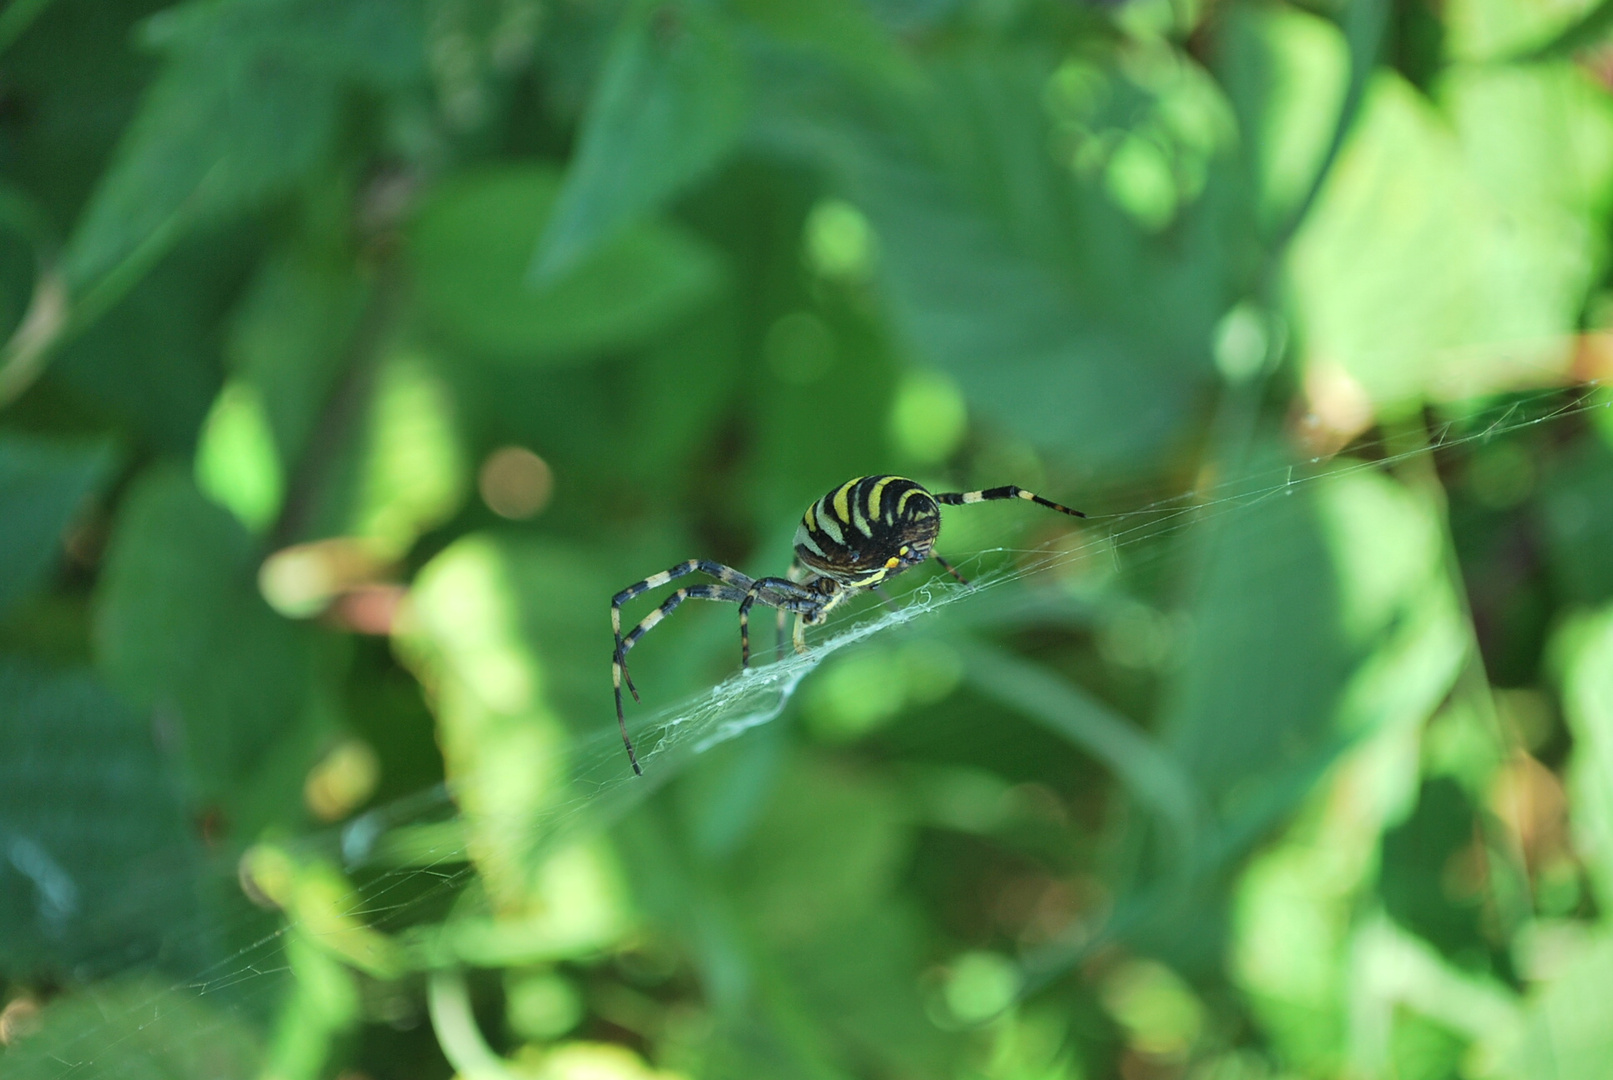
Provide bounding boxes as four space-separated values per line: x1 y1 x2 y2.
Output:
1556 606 1613 908
401 533 624 917
1485 932 1613 1080
1289 68 1613 411
310 347 468 559
807 48 1237 472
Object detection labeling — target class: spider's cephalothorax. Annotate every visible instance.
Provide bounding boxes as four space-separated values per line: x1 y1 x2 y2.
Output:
611 475 1084 774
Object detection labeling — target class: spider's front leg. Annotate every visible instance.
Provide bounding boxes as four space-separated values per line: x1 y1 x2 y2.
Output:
738 576 825 668
791 580 848 656
612 559 756 776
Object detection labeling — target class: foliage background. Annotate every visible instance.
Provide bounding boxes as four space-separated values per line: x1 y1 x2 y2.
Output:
3 0 1613 1077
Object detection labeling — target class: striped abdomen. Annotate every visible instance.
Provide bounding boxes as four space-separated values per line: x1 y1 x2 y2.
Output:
793 475 941 587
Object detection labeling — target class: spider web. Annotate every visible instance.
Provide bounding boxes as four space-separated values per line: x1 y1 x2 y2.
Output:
7 382 1608 1077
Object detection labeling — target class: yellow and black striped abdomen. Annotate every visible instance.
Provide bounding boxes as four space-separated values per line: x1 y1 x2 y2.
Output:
794 475 941 586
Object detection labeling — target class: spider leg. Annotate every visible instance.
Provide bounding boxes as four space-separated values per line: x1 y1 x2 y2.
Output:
739 576 824 668
613 582 749 776
933 486 1085 518
612 560 756 776
778 560 811 662
613 559 756 702
794 581 850 654
932 552 969 585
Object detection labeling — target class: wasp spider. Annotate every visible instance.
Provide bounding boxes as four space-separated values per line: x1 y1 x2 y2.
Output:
611 475 1084 774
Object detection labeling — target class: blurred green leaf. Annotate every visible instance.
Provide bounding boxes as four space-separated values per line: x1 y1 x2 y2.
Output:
1379 778 1490 959
0 431 112 621
297 346 468 558
62 56 338 291
531 0 746 280
1289 67 1613 410
729 754 952 1075
196 378 283 532
224 245 367 472
50 231 256 456
730 754 909 943
813 48 1237 472
1448 0 1602 58
141 0 425 89
94 465 326 815
1541 425 1613 606
734 0 918 93
1 980 260 1079
1557 606 1613 909
1486 932 1613 1079
1215 5 1350 235
62 0 425 291
410 164 725 363
401 534 624 916
959 638 1203 860
0 661 203 979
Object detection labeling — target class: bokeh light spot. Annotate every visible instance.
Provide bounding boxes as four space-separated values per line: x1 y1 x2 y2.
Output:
804 198 875 280
1214 303 1274 384
479 445 554 519
0 996 41 1047
890 369 967 464
505 968 583 1042
304 737 382 822
942 951 1021 1025
1105 133 1177 231
1101 958 1204 1059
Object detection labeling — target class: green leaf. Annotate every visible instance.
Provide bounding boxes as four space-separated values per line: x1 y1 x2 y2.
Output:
813 49 1237 471
410 164 726 363
1214 5 1350 234
62 55 340 290
142 0 426 90
0 661 204 979
1557 607 1613 909
1447 0 1603 59
292 346 468 559
62 0 426 291
1289 67 1613 411
50 231 252 456
94 465 323 811
224 245 368 469
529 0 747 281
733 0 919 93
1485 931 1613 1079
0 432 113 621
400 534 625 915
1540 439 1613 605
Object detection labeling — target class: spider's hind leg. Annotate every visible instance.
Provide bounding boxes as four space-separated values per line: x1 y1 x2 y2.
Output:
932 553 969 585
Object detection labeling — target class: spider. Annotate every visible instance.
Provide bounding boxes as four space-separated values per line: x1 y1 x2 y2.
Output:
611 475 1084 774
